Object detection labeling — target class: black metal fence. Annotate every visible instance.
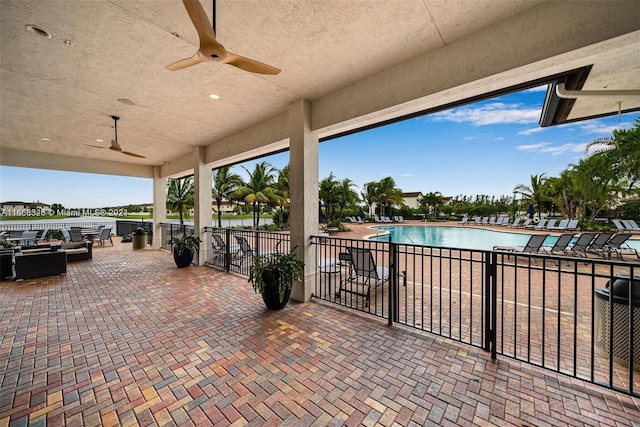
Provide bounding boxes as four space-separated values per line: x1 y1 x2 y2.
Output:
310 235 639 397
204 227 290 276
159 223 195 251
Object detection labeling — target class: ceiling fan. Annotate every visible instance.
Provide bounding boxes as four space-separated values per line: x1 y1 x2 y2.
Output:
167 0 280 75
84 116 146 158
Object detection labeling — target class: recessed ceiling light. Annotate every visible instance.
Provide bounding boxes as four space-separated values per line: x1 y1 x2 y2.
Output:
117 98 135 106
96 138 103 143
41 137 51 141
209 94 220 100
25 24 52 39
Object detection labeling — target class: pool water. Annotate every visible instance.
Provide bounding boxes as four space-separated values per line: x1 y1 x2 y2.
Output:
370 225 640 252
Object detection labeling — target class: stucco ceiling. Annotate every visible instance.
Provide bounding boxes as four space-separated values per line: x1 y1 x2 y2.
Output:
1 0 639 176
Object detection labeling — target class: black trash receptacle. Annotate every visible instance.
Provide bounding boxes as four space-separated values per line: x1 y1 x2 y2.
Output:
132 227 147 250
594 275 640 369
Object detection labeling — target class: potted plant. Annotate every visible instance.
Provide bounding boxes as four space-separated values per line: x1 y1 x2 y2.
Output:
248 247 305 310
168 234 202 268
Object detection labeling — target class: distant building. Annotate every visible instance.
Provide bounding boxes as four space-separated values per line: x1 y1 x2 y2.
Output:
0 200 51 211
402 192 423 210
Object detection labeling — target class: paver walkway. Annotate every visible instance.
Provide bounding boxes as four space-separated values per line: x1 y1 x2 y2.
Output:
1 241 639 426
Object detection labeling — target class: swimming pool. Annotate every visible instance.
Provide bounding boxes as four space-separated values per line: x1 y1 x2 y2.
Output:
370 225 640 252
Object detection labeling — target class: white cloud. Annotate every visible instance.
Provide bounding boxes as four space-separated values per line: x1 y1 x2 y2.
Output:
523 85 549 93
431 102 541 126
518 127 544 136
516 142 550 151
578 121 632 135
539 142 588 156
400 173 415 177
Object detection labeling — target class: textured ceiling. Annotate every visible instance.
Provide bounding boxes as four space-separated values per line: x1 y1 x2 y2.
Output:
0 0 638 173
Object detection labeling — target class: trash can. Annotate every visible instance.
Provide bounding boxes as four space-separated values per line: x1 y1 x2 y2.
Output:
594 275 640 369
132 227 147 250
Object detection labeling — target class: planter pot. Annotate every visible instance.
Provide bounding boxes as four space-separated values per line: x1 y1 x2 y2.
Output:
261 268 292 310
173 248 194 268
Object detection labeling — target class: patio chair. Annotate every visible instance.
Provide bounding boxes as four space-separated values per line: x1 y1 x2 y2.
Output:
565 232 597 257
540 233 575 254
35 228 49 244
212 233 239 259
458 216 468 225
96 227 113 246
338 247 390 306
61 228 71 243
525 218 545 230
495 234 549 253
605 233 639 259
68 228 85 243
480 217 489 226
16 230 38 246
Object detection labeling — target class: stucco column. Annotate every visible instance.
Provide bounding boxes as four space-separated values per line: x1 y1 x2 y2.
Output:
288 99 318 303
152 166 166 250
193 146 211 266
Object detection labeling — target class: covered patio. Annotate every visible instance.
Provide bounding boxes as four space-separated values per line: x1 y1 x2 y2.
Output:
1 242 639 426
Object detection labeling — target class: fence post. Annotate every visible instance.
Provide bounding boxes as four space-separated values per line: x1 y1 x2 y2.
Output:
388 236 395 326
225 228 231 272
483 251 498 359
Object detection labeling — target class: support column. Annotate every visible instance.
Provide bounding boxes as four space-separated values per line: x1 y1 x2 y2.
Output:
152 166 166 250
193 146 211 266
288 99 318 303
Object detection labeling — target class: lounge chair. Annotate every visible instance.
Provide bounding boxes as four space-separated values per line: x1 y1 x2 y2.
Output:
612 219 627 232
565 219 579 231
499 217 510 226
538 218 555 230
488 217 497 226
565 232 597 257
35 228 49 244
338 247 390 306
233 235 279 265
374 215 382 223
540 233 575 254
356 216 364 223
493 234 549 253
458 216 469 225
547 219 568 231
585 232 615 257
212 233 239 259
525 218 545 230
397 216 405 223
61 228 71 243
469 217 481 226
508 218 521 228
605 233 639 259
480 217 489 226
622 220 640 234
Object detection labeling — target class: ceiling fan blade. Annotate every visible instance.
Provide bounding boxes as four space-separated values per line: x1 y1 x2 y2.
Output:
166 51 208 71
109 139 123 152
121 151 147 159
182 0 216 42
224 51 281 75
83 144 106 149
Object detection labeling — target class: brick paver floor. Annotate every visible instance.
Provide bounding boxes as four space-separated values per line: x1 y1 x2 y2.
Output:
1 241 639 426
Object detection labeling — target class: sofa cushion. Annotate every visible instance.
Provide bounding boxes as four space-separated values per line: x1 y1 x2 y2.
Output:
61 242 86 249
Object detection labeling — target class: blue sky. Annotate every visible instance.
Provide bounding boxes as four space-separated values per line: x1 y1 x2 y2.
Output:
1 86 638 209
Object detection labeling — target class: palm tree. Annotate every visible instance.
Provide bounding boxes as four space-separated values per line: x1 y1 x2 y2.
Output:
212 166 243 228
361 181 377 218
231 162 281 228
319 173 340 222
336 178 360 220
419 191 443 220
586 117 640 197
513 174 547 217
275 164 291 224
166 177 194 225
373 177 403 217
